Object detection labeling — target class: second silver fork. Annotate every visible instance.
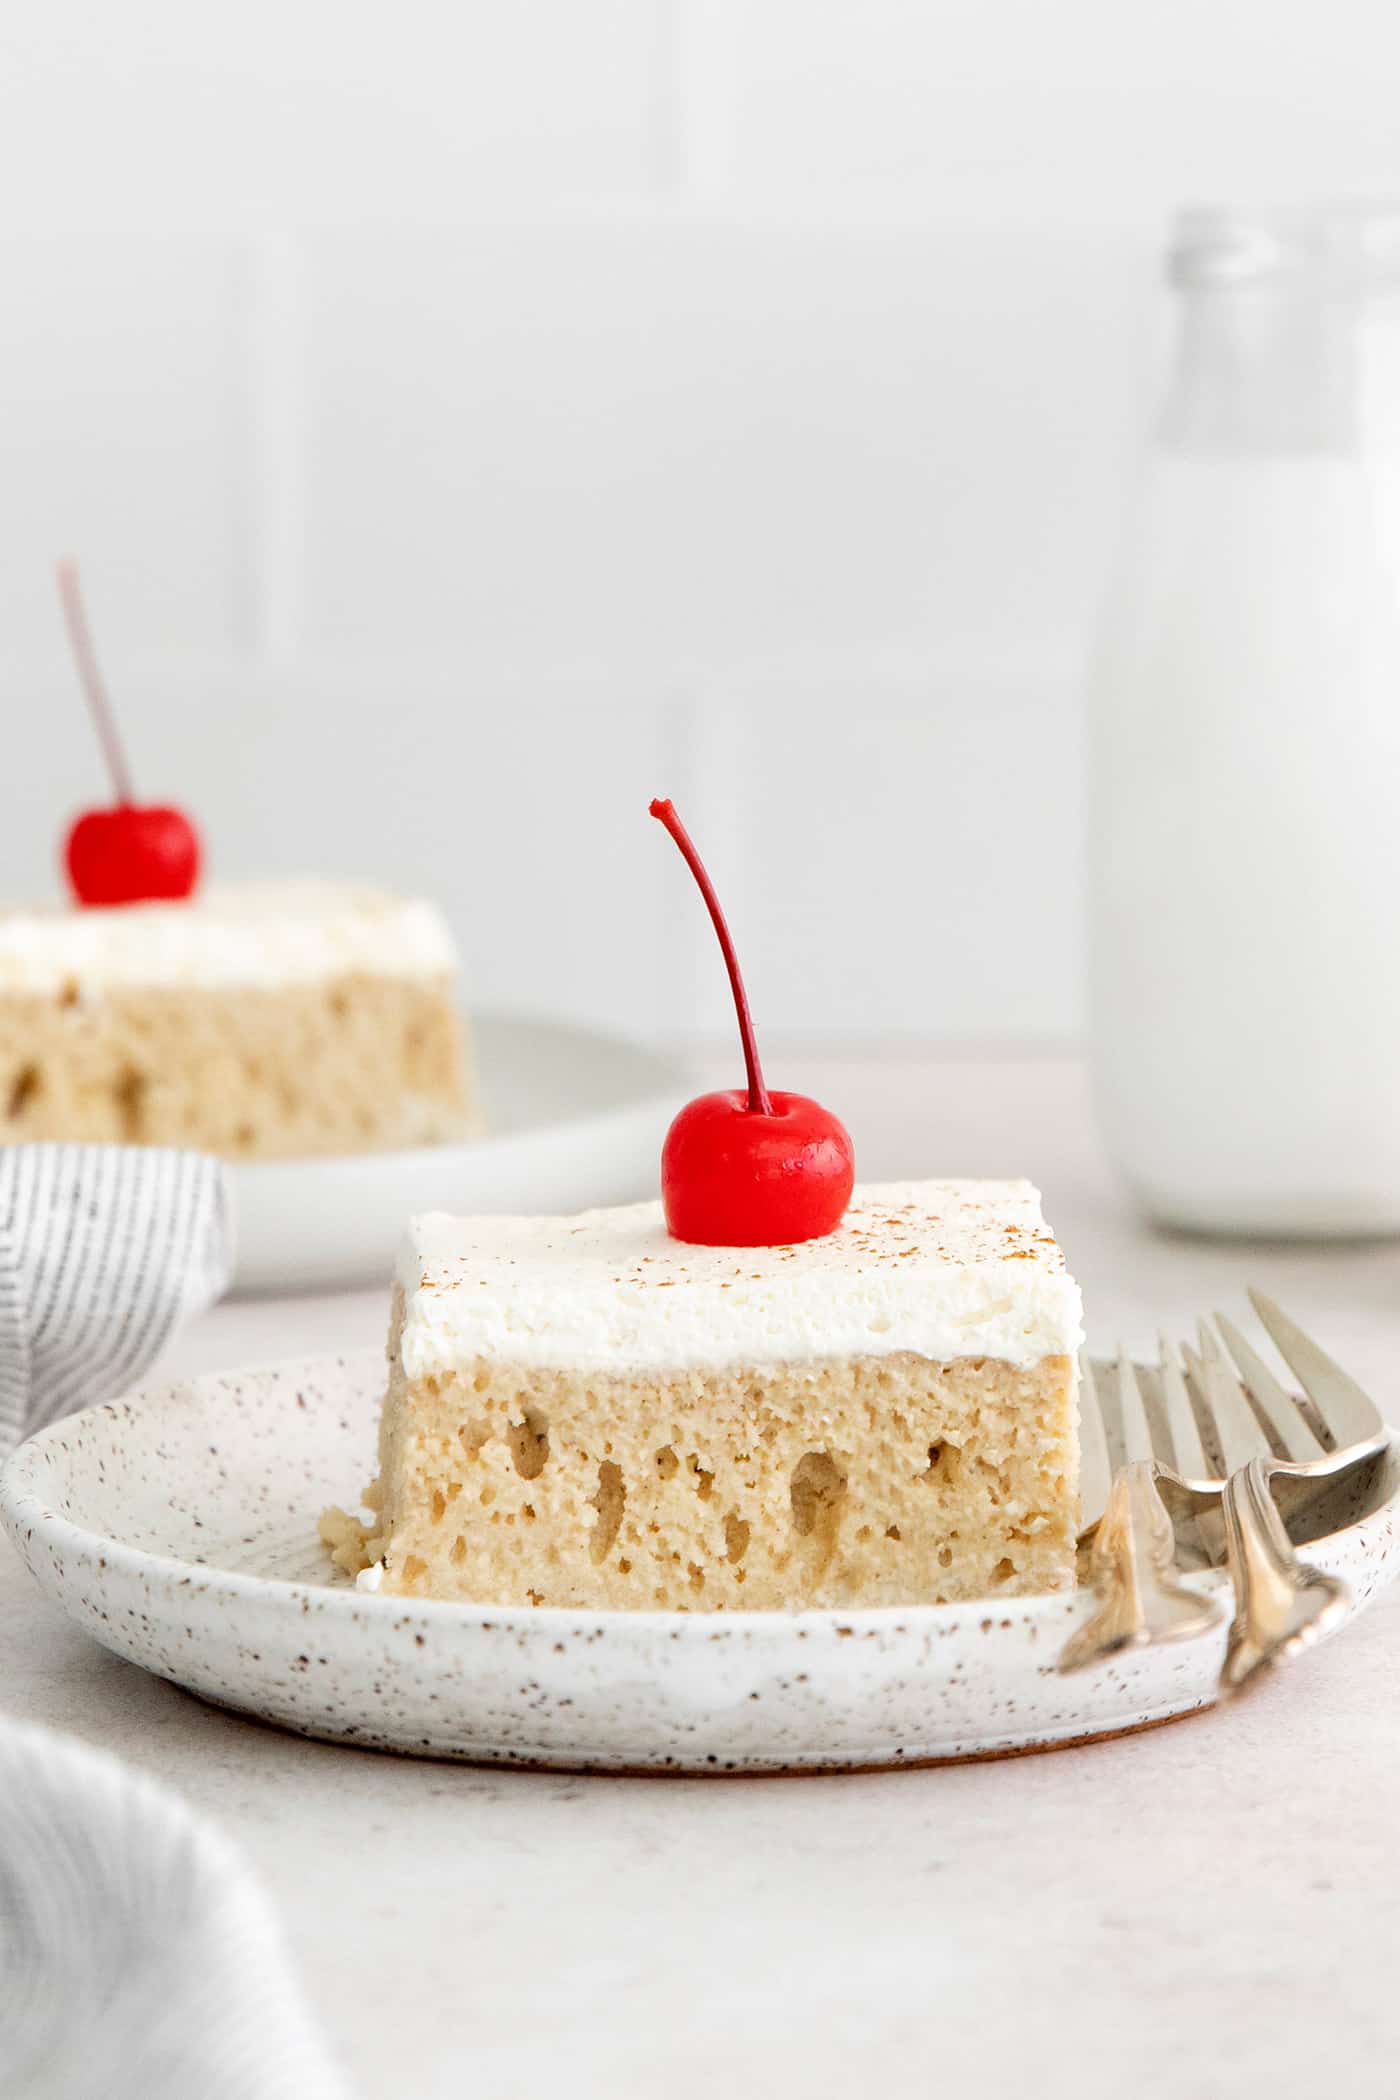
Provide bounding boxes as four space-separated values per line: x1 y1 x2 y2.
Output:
1057 1343 1223 1674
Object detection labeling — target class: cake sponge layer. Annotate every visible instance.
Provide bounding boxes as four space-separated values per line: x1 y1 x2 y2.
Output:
327 1313 1080 1608
0 973 473 1159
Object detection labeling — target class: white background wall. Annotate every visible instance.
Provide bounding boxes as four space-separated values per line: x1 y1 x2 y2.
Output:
3 2 1399 1046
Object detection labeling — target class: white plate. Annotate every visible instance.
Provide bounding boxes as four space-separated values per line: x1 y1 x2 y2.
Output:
228 1013 691 1293
6 1353 1399 1772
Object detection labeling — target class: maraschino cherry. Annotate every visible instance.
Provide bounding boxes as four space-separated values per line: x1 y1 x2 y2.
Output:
57 559 201 907
650 797 854 1246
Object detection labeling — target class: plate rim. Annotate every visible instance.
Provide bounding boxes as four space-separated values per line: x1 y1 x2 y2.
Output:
10 1350 1400 1770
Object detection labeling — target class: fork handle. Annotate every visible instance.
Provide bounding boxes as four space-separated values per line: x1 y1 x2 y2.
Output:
1219 1456 1349 1696
1058 1461 1222 1674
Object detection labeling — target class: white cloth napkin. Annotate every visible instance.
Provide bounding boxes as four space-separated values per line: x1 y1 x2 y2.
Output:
0 1143 233 1458
0 1720 350 2100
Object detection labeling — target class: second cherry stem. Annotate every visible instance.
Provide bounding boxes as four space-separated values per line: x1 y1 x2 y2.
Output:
57 559 135 806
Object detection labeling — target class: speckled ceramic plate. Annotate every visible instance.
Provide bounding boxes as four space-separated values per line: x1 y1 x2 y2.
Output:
5 1353 1399 1772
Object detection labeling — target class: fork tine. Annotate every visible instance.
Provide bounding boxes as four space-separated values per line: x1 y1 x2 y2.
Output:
1247 1290 1384 1454
1184 1326 1266 1475
1159 1332 1211 1483
1214 1311 1326 1462
1117 1348 1154 1466
1077 1351 1111 1532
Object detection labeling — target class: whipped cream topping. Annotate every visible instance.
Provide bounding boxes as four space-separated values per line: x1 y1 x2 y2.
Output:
398 1181 1084 1375
0 881 459 993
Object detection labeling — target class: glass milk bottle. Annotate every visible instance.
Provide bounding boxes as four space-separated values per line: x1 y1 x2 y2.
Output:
1090 207 1400 1235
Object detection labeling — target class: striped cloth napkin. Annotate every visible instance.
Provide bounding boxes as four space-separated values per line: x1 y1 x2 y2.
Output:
0 1143 232 1458
0 1147 347 2097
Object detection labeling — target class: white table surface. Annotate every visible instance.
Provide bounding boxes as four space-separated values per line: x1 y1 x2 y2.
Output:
6 1050 1400 2100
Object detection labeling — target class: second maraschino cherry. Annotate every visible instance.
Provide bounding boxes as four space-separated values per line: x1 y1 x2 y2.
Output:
57 559 201 907
650 797 854 1246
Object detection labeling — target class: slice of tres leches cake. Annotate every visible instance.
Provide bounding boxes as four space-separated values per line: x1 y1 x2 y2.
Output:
323 1179 1083 1610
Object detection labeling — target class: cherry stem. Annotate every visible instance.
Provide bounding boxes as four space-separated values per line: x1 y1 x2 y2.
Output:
56 559 135 806
650 797 772 1116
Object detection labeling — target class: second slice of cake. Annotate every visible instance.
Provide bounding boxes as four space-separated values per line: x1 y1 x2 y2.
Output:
330 1179 1084 1609
0 881 476 1159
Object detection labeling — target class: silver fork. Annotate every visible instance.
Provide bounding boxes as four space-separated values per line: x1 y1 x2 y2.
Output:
1208 1292 1386 1692
1058 1292 1388 1687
